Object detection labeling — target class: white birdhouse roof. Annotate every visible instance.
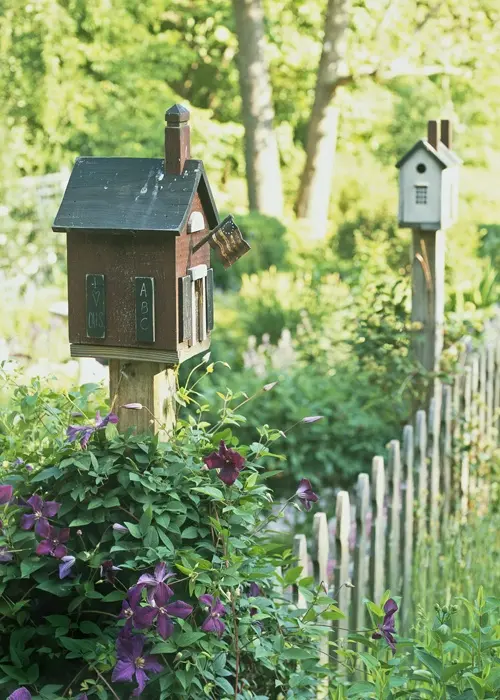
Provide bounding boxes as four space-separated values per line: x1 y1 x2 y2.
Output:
396 139 462 170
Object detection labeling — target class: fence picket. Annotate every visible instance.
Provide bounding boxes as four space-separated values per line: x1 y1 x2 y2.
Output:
495 340 500 436
369 457 385 605
293 534 308 607
402 425 414 634
387 440 402 594
452 372 462 510
313 512 330 695
479 346 487 444
486 345 495 445
429 381 442 533
415 410 427 543
441 384 452 531
334 491 351 659
354 473 370 634
462 366 472 517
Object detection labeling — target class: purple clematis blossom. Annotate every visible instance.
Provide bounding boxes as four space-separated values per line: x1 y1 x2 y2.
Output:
20 494 61 535
113 523 128 533
372 598 398 652
151 585 193 640
296 479 319 511
0 547 13 563
248 582 263 619
36 520 70 559
200 594 226 637
100 559 121 584
111 633 163 697
0 484 13 505
67 411 118 449
8 689 31 700
120 584 151 630
59 555 76 579
13 458 33 471
137 562 174 604
203 441 246 486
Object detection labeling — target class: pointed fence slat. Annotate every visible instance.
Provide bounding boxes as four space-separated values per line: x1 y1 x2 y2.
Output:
387 440 402 594
462 366 472 517
441 384 452 529
479 346 487 444
334 491 351 660
495 340 500 437
452 372 462 510
313 512 330 696
293 534 308 607
415 410 427 543
402 425 414 634
354 473 370 634
486 345 495 446
429 381 442 533
470 355 479 499
369 457 385 604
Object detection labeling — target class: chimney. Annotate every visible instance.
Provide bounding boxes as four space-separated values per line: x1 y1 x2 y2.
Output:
165 104 191 175
440 119 452 149
427 120 440 150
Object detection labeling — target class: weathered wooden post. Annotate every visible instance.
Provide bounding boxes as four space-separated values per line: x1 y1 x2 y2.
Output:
53 104 249 437
396 119 461 376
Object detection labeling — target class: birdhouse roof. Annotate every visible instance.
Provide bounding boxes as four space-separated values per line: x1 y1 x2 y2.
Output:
396 139 462 170
52 157 219 234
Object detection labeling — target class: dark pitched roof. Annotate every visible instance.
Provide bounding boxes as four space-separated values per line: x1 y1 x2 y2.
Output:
52 157 219 233
396 139 462 169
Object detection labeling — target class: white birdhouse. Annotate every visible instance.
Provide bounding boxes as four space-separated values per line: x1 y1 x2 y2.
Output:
396 119 461 231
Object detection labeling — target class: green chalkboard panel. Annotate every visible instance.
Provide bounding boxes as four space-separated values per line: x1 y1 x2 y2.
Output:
86 274 106 339
135 277 155 343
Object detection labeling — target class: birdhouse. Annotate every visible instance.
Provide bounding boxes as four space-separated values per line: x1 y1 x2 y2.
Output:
396 119 461 231
53 104 249 364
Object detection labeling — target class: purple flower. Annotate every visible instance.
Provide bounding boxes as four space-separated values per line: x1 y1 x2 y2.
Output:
67 411 118 449
13 458 33 471
113 523 128 533
0 547 13 563
372 598 398 652
111 634 163 696
203 441 246 486
59 555 76 579
120 584 152 630
200 594 226 637
302 415 324 423
296 479 319 511
8 689 31 700
0 485 13 505
151 585 193 640
36 521 70 559
137 562 174 604
248 582 262 618
100 559 121 584
20 494 61 535
95 411 119 429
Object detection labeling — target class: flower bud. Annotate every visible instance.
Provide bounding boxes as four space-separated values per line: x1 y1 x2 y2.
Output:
76 529 83 536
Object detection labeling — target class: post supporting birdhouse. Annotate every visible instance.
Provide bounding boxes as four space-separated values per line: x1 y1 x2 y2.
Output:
109 361 176 439
411 228 445 374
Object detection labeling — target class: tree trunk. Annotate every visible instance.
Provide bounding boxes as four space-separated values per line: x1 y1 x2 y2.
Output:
232 0 284 218
295 0 350 237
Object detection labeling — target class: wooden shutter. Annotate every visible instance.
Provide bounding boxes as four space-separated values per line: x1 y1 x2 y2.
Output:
179 275 192 342
206 268 214 331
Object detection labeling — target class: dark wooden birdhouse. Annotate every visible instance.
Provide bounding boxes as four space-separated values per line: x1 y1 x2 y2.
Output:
53 104 247 364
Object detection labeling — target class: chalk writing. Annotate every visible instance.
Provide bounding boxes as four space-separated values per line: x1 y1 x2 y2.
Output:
135 277 155 343
86 274 106 339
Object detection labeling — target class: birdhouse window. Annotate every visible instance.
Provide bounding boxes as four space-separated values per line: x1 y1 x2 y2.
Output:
180 265 214 345
415 185 428 205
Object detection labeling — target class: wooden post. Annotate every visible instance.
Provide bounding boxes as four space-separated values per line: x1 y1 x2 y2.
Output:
402 425 414 634
387 440 402 594
109 361 177 439
369 457 385 604
411 229 445 374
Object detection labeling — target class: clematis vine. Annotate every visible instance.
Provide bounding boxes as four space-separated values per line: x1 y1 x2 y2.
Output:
203 440 246 486
136 562 174 604
372 598 398 652
0 484 13 505
36 520 70 559
59 555 76 579
67 411 118 449
112 633 163 696
200 594 226 637
20 494 61 535
296 479 319 511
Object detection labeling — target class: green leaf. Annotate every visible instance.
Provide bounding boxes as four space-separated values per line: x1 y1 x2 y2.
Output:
20 559 46 578
31 467 62 482
359 652 380 671
182 526 199 539
467 675 485 699
125 522 142 539
216 677 234 695
102 591 125 602
151 640 177 654
415 648 443 680
193 486 224 499
281 647 317 660
140 506 153 535
284 566 304 585
68 516 93 526
45 615 70 629
176 631 206 647
80 621 102 636
245 472 258 489
347 682 377 698
442 663 472 683
144 526 159 549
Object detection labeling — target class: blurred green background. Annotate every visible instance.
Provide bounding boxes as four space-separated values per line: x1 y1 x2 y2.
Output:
1 0 499 491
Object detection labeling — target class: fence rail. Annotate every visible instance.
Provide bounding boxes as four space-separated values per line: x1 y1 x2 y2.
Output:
291 329 500 683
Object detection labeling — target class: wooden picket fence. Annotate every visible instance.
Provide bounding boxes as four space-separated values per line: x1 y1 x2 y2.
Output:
291 328 500 670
